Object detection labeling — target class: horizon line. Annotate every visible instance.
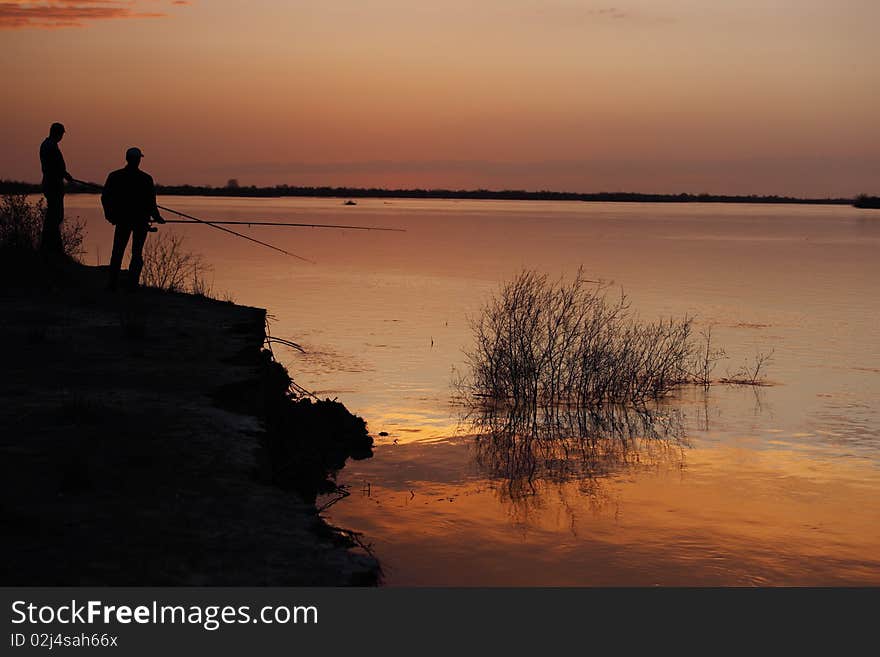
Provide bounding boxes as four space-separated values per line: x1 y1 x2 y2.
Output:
0 179 869 205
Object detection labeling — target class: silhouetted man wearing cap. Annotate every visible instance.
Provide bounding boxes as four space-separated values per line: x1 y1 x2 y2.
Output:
39 122 74 255
101 147 165 291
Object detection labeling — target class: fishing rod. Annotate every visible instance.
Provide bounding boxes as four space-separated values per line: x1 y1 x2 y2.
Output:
72 179 404 232
154 204 314 263
71 178 403 261
72 178 311 262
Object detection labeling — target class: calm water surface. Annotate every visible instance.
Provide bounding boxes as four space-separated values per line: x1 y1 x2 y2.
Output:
69 196 880 585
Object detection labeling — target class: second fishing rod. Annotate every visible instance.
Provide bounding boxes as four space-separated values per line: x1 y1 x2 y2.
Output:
71 178 404 263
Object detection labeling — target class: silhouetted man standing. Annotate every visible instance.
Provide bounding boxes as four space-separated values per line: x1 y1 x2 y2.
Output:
39 122 74 255
101 147 165 291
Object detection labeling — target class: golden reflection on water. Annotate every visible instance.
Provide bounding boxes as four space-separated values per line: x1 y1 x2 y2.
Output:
330 436 880 585
65 196 880 585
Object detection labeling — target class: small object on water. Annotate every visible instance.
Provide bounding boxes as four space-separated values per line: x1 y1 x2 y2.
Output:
344 199 357 206
378 431 389 436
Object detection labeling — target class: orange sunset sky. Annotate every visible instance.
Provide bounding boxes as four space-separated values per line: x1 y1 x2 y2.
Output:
1 1 878 196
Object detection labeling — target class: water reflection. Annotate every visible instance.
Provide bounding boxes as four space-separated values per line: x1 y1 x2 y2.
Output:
465 401 689 517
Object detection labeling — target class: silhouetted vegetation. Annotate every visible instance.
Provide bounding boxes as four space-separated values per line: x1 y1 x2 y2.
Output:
0 193 85 262
0 180 39 195
460 269 772 409
0 194 40 253
460 270 700 407
141 232 213 295
854 194 880 209
694 325 726 388
721 349 775 386
0 179 854 205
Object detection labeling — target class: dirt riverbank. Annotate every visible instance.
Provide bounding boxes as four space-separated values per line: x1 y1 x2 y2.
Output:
0 262 378 585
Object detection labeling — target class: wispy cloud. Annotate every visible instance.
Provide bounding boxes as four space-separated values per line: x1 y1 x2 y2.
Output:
0 1 184 30
531 4 630 25
523 3 677 29
589 7 628 20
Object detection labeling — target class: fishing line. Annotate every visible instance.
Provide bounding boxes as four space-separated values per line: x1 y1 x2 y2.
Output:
163 219 405 232
71 178 405 261
155 205 314 263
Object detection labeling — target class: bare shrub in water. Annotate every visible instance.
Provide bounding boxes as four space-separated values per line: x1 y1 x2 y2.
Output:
142 231 213 295
459 270 698 515
722 348 775 386
692 325 727 388
462 269 697 406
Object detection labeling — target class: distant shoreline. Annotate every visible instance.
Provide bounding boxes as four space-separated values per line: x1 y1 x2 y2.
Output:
0 179 861 205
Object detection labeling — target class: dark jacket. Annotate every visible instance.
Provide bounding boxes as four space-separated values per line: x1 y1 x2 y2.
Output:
101 166 160 226
39 138 68 193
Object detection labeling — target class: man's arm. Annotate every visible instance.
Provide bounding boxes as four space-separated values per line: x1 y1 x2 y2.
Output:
100 174 115 224
147 175 165 223
61 149 72 182
54 143 72 182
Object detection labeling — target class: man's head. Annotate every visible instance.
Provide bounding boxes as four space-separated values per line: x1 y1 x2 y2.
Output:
125 147 144 168
49 122 65 142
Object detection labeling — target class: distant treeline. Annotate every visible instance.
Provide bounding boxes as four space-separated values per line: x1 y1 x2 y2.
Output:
854 195 880 209
0 179 863 205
